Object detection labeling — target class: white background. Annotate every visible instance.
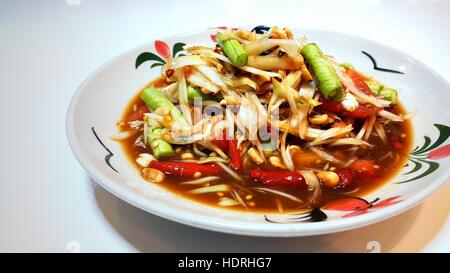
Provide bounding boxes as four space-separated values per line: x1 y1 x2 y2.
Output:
0 0 449 252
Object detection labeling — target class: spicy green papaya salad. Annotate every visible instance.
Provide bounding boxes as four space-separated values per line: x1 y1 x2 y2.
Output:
113 26 414 213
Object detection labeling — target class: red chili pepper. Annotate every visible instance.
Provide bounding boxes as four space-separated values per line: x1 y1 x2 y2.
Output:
148 161 221 177
228 139 241 170
211 139 228 152
350 159 377 179
210 130 229 152
250 169 307 188
318 68 382 119
345 69 374 95
334 168 357 190
124 105 149 126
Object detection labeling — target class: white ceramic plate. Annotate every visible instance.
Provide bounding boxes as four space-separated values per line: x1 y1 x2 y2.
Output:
66 27 450 237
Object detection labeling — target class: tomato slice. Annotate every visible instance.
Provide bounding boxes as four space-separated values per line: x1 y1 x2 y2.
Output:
350 159 377 179
318 96 381 119
342 104 382 119
387 131 404 150
334 168 356 190
124 105 149 127
345 69 374 95
317 97 345 114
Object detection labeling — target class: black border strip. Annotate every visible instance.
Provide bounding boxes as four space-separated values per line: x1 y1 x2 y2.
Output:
91 126 118 173
361 51 404 74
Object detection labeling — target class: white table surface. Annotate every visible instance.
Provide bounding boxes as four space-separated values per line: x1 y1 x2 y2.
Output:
1 0 449 252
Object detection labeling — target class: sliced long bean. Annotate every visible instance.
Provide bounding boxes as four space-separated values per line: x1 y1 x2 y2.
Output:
187 85 218 102
301 43 344 101
146 127 174 158
141 86 188 126
141 86 185 158
216 32 248 67
365 80 383 94
379 88 398 103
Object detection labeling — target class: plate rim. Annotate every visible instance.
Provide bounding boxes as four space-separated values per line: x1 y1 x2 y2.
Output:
65 27 450 237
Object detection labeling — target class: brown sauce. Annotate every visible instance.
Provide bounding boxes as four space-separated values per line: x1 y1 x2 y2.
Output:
118 81 413 213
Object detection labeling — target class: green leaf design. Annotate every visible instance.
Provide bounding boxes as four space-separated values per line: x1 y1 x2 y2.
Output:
419 124 450 154
172 42 186 57
413 136 431 154
403 158 422 175
151 62 164 68
412 124 450 156
398 158 439 184
398 123 449 184
135 52 165 69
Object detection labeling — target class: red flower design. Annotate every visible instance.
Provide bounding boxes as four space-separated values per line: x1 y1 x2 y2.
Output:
343 210 369 218
154 40 170 59
210 26 238 42
371 196 401 208
322 196 402 219
427 144 450 160
322 197 371 211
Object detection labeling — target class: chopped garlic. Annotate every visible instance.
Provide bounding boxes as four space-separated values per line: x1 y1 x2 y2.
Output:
136 153 155 168
341 93 359 111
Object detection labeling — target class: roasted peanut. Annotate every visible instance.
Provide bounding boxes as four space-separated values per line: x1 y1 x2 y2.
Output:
181 152 195 160
141 167 165 183
309 114 329 125
269 156 288 170
247 147 264 164
317 171 340 187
